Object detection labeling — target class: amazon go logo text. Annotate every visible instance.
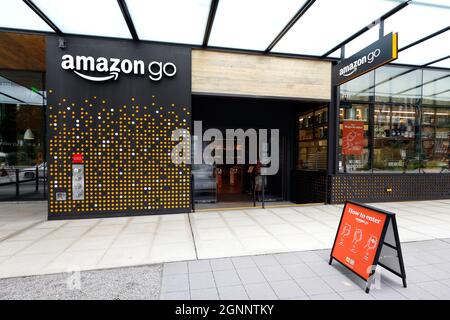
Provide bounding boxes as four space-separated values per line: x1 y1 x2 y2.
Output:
61 54 176 82
339 49 381 77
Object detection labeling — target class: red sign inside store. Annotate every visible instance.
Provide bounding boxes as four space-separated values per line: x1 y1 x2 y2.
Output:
342 120 365 155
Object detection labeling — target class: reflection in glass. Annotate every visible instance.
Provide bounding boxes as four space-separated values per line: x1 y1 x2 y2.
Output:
340 71 373 102
0 70 46 200
375 66 421 104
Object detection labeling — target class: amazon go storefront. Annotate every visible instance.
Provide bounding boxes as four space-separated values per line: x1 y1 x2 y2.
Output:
0 32 449 220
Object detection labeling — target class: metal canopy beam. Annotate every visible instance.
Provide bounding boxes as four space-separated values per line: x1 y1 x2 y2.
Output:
321 0 410 58
117 0 139 41
399 25 450 52
22 0 62 34
203 0 219 47
265 0 316 53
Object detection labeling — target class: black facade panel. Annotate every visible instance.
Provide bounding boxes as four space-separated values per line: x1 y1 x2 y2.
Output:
329 174 450 204
291 170 327 204
46 36 192 218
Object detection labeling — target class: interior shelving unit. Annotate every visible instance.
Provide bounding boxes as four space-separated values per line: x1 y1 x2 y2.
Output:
297 106 328 170
421 107 450 170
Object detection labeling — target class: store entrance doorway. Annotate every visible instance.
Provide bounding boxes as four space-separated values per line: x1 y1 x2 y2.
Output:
192 94 321 209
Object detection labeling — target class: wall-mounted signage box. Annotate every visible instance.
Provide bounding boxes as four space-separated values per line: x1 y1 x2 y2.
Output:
332 32 398 86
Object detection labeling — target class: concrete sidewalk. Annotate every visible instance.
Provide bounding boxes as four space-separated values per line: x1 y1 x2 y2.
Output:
0 200 449 279
160 239 450 300
1 239 449 300
0 202 47 241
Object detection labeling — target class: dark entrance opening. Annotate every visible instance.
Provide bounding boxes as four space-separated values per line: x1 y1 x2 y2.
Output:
192 94 327 209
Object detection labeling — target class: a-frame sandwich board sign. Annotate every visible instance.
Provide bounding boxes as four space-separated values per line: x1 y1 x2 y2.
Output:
329 201 407 293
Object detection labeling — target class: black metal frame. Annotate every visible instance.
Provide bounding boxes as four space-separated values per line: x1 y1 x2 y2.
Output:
22 0 62 35
377 214 408 290
117 0 139 41
202 0 219 47
328 201 407 294
265 0 316 53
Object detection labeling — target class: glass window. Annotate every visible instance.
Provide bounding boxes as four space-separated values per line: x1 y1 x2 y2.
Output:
372 104 420 173
340 71 374 102
421 107 450 172
422 69 450 106
338 65 449 174
0 70 46 200
297 106 328 170
421 69 450 173
375 65 422 104
338 104 371 173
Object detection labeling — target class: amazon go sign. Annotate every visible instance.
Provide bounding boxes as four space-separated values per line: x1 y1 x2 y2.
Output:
339 49 380 77
60 54 176 82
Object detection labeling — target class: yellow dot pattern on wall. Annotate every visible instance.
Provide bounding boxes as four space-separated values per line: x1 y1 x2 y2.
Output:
48 93 191 215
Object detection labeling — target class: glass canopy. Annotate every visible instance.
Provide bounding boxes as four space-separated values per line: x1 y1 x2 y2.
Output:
126 0 211 44
33 0 132 38
430 58 450 69
383 0 450 49
208 0 306 51
0 0 53 32
344 25 380 58
0 0 448 68
396 30 450 65
272 0 400 56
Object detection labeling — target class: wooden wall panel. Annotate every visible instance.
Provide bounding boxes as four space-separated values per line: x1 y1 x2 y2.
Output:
192 50 331 100
0 32 45 71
